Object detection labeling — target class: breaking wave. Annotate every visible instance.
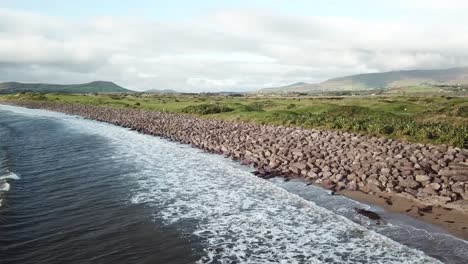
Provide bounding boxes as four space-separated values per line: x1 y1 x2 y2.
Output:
0 104 448 263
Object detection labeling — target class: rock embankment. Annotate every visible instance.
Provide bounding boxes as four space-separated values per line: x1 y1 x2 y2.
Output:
6 101 468 208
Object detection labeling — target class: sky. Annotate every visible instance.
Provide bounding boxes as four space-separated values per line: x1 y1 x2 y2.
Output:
1 0 468 92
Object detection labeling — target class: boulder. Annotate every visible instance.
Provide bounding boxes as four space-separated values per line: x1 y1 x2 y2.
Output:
430 182 441 191
398 177 421 189
378 175 388 183
292 162 307 171
420 186 437 196
354 208 381 220
347 181 358 191
380 168 391 175
404 188 418 196
307 171 318 178
415 174 432 182
431 196 452 204
451 183 465 195
347 173 357 181
450 175 468 181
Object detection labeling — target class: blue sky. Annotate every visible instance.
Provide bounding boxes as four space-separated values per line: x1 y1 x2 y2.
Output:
1 0 467 91
4 0 465 23
1 0 432 22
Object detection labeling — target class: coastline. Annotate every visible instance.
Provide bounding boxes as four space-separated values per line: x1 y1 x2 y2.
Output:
338 189 468 240
282 173 468 240
1 101 467 241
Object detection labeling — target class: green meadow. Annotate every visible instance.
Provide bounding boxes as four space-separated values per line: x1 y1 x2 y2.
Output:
1 93 467 147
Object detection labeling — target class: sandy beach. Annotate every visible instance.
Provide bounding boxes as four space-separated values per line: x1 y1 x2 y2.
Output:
339 189 468 240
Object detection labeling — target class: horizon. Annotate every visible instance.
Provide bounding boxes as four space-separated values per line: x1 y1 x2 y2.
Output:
1 0 468 92
2 65 468 93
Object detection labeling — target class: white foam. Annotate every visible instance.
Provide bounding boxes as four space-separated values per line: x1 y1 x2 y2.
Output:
0 104 80 119
0 172 20 181
0 181 10 192
0 104 442 263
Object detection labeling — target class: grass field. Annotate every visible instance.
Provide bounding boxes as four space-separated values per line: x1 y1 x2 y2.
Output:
1 93 467 147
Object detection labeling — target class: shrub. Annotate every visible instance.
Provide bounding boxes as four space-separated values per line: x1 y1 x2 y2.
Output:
286 104 296 109
108 95 123 100
327 105 370 116
181 104 233 115
249 100 278 109
451 105 468 117
381 125 395 134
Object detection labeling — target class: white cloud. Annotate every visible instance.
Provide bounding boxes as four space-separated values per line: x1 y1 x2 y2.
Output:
0 7 467 92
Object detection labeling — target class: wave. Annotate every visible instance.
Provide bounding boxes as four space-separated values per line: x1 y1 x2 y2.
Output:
97 123 439 263
0 104 444 263
0 173 20 208
0 181 10 192
0 172 20 181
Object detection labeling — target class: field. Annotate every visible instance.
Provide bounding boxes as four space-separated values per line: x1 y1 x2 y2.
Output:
1 93 467 147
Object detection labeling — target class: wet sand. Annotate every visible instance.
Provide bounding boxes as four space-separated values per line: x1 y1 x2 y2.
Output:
339 189 468 240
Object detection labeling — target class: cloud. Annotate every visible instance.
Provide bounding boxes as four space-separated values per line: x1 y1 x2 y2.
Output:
0 7 467 92
397 0 468 10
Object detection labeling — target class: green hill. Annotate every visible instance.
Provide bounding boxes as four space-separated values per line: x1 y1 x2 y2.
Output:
0 81 132 94
258 67 468 94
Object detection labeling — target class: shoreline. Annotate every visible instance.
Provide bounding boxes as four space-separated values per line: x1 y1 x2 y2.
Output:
1 101 467 241
338 189 468 240
281 173 468 240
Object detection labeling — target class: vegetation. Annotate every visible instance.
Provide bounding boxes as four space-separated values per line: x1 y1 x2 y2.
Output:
181 104 233 115
1 93 467 147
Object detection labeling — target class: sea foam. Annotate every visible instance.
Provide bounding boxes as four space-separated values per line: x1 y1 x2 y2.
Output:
0 181 10 192
0 104 442 263
0 172 20 181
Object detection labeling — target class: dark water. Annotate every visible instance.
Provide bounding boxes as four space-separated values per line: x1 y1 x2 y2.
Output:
0 105 467 264
0 110 201 264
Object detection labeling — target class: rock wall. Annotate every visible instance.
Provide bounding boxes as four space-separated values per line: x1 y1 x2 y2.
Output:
6 101 468 207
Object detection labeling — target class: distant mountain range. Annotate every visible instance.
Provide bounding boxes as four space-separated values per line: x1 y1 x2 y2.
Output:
2 66 467 95
144 89 178 94
0 81 131 94
257 67 468 94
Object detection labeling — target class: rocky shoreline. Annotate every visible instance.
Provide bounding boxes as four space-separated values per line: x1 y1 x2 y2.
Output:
3 100 468 212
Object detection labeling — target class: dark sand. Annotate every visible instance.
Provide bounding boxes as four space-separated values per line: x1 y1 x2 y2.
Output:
339 189 468 240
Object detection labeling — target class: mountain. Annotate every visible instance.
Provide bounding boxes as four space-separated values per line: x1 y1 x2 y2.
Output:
285 82 309 87
0 81 132 94
257 67 468 94
145 89 178 94
258 82 317 94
